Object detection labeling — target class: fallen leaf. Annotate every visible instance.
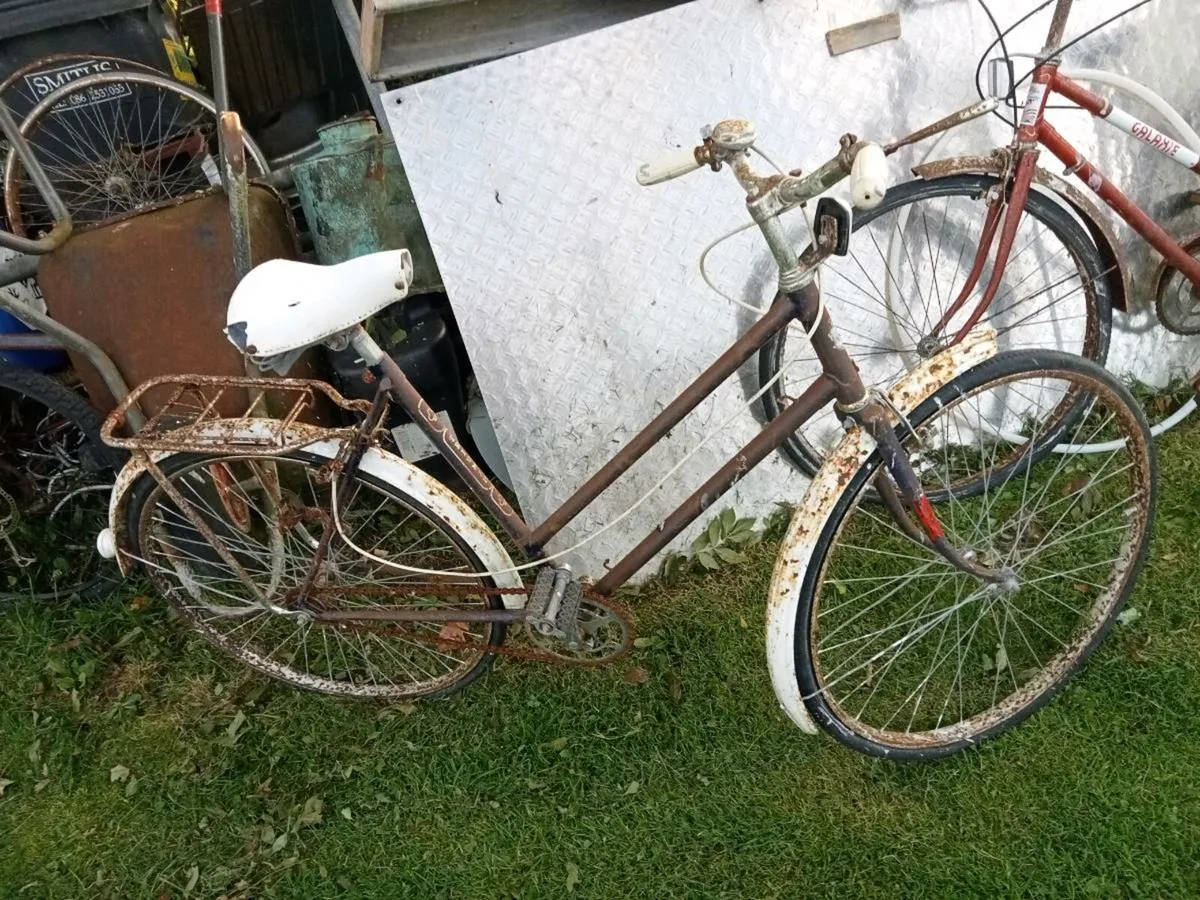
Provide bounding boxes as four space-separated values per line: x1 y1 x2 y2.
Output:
129 595 153 611
0 778 12 796
184 865 199 893
110 764 130 783
271 833 288 853
217 711 247 747
632 637 657 649
125 776 139 797
624 781 640 795
297 796 323 827
667 674 683 702
1118 607 1142 626
1062 476 1090 496
624 667 649 685
436 621 469 650
33 780 49 793
395 702 417 716
340 807 353 821
565 862 581 893
547 737 568 752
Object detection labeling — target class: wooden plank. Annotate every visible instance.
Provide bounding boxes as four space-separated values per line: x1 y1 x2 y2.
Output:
825 12 901 57
361 0 685 82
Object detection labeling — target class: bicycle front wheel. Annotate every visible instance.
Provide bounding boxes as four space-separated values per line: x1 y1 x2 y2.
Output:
761 174 1113 479
793 350 1155 760
125 450 509 700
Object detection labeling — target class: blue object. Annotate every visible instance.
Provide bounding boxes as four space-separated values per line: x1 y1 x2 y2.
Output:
0 308 67 372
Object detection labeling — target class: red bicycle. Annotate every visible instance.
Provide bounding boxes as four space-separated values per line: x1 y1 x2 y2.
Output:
762 0 1198 474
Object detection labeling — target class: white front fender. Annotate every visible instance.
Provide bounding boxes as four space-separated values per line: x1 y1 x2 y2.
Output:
765 329 999 736
103 432 524 598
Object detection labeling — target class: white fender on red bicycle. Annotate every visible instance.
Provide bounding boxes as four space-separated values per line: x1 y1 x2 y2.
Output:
101 429 524 600
763 328 999 737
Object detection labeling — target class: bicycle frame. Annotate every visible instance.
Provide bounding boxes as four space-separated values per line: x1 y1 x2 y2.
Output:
373 280 843 597
935 0 1200 343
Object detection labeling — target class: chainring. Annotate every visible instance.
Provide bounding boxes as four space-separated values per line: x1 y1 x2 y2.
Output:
522 595 635 664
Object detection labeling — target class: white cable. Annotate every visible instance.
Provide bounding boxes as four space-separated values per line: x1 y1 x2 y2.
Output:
330 142 832 579
332 354 804 579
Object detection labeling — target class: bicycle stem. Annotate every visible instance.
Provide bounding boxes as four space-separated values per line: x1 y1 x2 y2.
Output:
723 146 1006 584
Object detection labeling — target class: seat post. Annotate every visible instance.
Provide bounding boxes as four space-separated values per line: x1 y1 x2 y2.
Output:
348 325 536 548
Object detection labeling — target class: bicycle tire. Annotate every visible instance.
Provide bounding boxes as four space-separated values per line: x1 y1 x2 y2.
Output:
760 174 1113 482
124 449 507 700
791 350 1155 760
0 362 122 605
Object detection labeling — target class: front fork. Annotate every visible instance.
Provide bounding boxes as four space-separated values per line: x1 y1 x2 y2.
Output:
864 411 1006 583
927 148 1040 347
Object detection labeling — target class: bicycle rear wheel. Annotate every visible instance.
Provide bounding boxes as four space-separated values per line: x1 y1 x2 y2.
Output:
760 174 1113 480
791 350 1155 760
125 450 509 700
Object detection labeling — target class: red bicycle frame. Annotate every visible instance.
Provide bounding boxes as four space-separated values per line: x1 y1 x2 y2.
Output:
936 0 1200 344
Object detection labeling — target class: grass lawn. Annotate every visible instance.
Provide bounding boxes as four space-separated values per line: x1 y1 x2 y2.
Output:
1 423 1199 899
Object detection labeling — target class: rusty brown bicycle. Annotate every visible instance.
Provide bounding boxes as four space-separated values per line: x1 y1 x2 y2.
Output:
98 113 1156 760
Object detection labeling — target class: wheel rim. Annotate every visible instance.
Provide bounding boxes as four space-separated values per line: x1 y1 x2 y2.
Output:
772 177 1105 469
5 71 266 236
807 366 1152 751
134 454 501 698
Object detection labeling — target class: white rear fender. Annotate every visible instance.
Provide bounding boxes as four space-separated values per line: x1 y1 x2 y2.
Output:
765 330 998 736
104 434 524 600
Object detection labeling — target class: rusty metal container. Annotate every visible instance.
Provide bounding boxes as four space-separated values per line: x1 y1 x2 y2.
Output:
290 114 442 293
37 184 325 418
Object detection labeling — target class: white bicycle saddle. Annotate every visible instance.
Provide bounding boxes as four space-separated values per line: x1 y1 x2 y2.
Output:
225 248 413 360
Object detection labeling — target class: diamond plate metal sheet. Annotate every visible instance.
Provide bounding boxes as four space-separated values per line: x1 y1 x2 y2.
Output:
384 0 1200 580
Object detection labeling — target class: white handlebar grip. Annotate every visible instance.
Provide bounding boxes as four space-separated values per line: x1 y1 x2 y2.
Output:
849 142 887 209
636 147 703 186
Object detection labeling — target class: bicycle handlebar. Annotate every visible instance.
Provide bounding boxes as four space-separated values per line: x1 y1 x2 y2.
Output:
636 147 704 186
635 120 889 213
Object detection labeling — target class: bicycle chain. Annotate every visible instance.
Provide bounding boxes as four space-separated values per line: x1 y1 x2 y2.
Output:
318 583 637 667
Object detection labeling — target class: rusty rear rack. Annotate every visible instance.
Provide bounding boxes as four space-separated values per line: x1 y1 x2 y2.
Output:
101 374 375 454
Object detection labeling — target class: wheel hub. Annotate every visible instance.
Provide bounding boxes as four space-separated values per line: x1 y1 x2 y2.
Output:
916 334 945 359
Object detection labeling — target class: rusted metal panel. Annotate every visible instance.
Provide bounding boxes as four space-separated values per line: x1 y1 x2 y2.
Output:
36 185 318 418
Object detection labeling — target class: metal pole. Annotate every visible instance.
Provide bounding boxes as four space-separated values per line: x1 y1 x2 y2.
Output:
219 112 253 281
0 291 144 429
205 0 230 115
0 101 72 255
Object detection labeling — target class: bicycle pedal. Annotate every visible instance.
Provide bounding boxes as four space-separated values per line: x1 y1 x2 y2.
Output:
526 567 556 621
526 565 584 649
